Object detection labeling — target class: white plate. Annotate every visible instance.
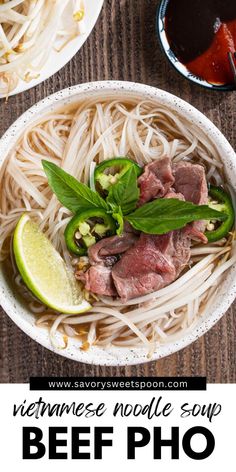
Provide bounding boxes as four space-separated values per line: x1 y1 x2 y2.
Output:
0 81 236 366
0 0 104 98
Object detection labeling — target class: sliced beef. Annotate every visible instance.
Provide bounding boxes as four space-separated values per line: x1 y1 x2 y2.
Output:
79 265 117 297
78 159 208 299
165 189 185 200
79 233 138 297
184 224 208 244
138 156 174 205
112 232 191 301
88 233 138 264
173 162 208 243
124 221 140 235
173 162 208 204
172 231 191 275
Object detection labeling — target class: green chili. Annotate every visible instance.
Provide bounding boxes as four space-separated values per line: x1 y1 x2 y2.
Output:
92 157 142 195
205 185 235 243
64 208 116 255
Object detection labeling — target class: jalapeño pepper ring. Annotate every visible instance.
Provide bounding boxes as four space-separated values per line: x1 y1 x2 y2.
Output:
64 208 116 255
205 185 235 243
92 157 142 195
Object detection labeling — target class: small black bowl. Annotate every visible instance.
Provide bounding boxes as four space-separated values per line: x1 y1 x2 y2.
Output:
156 0 235 92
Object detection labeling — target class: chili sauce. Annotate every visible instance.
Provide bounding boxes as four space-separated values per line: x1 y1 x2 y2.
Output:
165 0 236 85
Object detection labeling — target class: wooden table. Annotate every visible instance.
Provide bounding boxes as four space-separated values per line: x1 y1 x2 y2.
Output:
0 0 235 383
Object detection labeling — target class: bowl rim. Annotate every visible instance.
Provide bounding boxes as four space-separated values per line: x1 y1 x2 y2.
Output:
156 0 236 92
0 80 236 366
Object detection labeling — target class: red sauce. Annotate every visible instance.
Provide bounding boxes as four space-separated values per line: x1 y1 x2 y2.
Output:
187 23 236 85
165 0 236 86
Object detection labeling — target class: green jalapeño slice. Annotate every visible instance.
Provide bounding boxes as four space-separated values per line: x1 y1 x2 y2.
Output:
92 157 142 196
64 208 116 255
205 185 235 243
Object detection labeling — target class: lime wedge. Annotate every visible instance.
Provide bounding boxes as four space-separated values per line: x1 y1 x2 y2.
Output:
13 214 91 314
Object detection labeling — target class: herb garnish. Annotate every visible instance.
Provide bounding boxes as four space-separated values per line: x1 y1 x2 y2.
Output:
42 161 108 213
42 159 227 238
125 198 227 234
106 165 140 215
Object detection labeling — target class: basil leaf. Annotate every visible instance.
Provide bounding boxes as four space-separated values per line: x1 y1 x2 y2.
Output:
126 198 227 234
106 166 140 215
42 160 108 213
112 206 124 236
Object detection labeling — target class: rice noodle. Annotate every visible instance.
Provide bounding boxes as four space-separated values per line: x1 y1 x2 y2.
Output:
0 95 235 354
0 0 85 96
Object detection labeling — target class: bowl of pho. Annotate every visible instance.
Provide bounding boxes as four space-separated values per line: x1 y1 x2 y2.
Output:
0 81 235 365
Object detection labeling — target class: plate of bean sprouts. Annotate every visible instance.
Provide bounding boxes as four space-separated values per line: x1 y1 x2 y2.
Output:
0 0 104 98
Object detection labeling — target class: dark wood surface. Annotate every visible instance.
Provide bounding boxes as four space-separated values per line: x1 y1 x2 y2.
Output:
0 0 235 383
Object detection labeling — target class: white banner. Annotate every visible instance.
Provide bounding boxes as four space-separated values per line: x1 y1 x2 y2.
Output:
0 384 234 470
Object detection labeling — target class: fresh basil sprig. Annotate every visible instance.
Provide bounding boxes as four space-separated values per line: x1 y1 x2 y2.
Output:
42 161 108 213
112 206 124 236
106 165 140 215
126 198 227 234
42 159 227 238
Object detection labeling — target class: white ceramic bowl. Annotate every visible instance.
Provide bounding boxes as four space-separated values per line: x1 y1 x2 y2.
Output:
1 0 104 98
0 81 236 366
